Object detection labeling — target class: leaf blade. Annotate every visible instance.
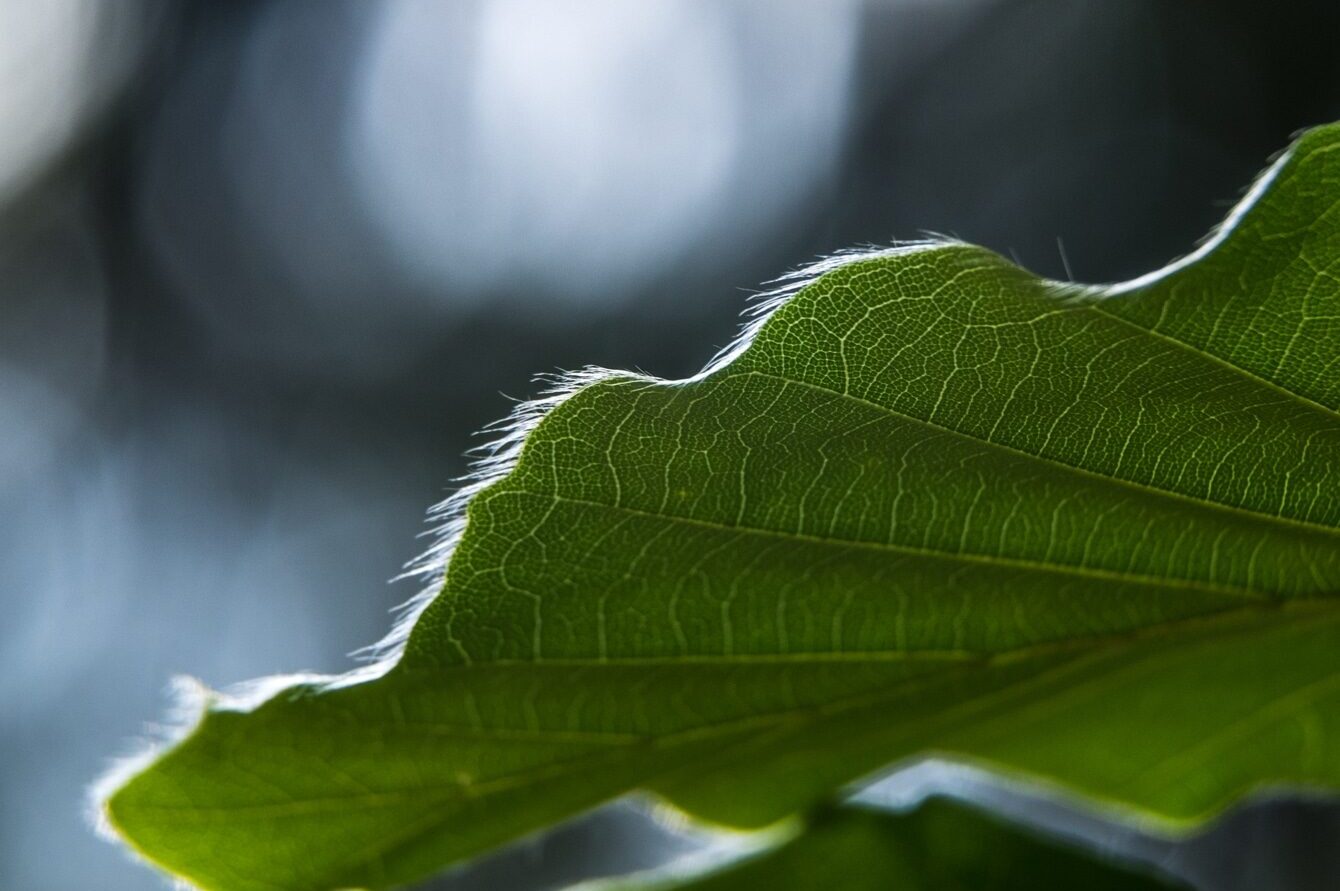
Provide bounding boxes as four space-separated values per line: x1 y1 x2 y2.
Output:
104 124 1340 891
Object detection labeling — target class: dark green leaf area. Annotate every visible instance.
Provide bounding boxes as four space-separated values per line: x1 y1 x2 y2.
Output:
595 800 1187 891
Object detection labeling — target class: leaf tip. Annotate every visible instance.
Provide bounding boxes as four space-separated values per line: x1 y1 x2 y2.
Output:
87 676 214 885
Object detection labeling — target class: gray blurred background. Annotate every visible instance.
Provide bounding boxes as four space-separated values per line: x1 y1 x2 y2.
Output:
2 1 1338 889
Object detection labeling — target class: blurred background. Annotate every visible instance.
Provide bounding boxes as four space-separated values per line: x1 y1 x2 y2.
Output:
1 1 1338 888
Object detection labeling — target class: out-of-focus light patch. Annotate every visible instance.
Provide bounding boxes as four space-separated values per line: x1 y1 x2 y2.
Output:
0 195 109 486
351 0 860 305
560 810 779 891
141 1 858 379
0 401 422 888
0 0 152 203
140 0 419 382
353 0 736 303
0 452 135 722
0 365 82 491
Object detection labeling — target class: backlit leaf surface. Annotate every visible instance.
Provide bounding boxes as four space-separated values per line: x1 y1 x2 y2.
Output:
103 125 1340 891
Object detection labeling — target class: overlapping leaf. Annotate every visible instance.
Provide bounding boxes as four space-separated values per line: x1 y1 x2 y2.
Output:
102 125 1340 891
582 800 1184 890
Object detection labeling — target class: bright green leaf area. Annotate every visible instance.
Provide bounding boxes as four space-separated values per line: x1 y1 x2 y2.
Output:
105 125 1340 891
584 800 1185 891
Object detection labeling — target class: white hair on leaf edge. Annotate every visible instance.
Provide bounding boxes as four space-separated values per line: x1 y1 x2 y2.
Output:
356 239 953 673
1100 134 1298 296
87 677 212 888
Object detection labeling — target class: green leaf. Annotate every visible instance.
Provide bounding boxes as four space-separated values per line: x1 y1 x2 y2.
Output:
580 799 1186 890
100 124 1340 891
